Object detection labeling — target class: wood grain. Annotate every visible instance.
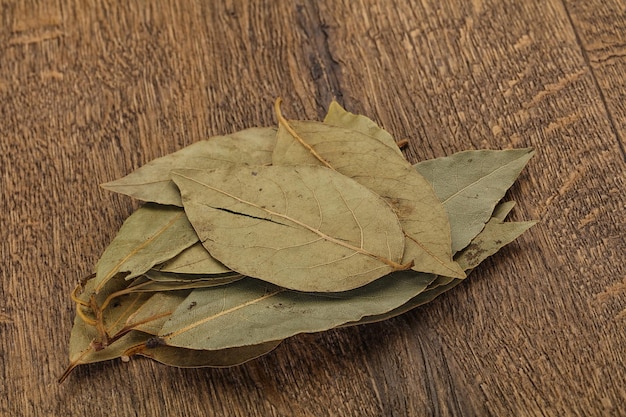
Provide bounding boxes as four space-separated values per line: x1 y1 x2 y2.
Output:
1 1 624 416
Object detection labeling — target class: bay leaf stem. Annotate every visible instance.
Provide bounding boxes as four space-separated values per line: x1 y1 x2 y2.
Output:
274 98 335 170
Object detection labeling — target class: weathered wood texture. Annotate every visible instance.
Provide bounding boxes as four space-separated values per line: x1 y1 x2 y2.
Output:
1 1 624 416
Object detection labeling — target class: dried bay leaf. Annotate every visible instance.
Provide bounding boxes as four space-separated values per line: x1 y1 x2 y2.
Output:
412 179 527 292
93 204 199 293
423 202 519 290
272 119 464 279
101 127 277 206
172 165 408 292
158 271 436 351
414 148 535 252
62 319 278 382
323 102 534 255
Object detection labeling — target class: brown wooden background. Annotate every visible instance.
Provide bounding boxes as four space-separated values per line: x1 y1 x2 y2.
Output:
1 1 624 416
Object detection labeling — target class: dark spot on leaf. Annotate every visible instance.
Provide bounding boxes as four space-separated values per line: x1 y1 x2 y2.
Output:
187 301 197 310
146 337 165 349
272 302 291 310
91 340 106 352
251 171 258 176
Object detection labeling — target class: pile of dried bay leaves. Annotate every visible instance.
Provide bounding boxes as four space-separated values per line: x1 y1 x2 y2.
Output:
60 99 535 382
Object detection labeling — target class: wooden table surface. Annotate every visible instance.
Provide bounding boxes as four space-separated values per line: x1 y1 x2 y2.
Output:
1 1 624 416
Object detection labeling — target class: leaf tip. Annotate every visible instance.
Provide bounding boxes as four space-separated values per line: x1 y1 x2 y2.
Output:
57 361 79 384
99 181 115 190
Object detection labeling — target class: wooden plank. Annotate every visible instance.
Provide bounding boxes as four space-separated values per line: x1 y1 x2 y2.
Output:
0 1 624 416
563 0 626 159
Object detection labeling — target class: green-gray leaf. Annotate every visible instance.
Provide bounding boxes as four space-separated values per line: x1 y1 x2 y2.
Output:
414 148 534 252
172 165 407 292
101 127 277 206
93 204 199 293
